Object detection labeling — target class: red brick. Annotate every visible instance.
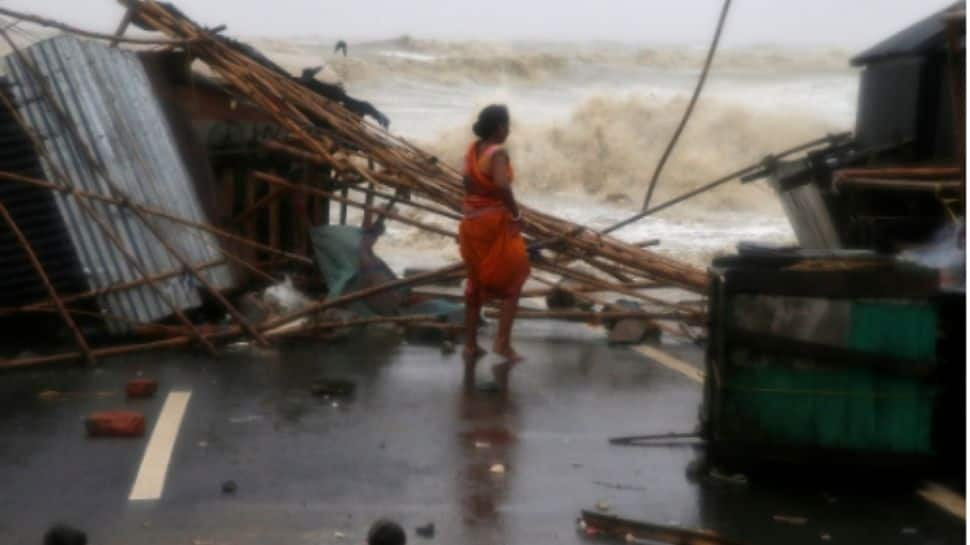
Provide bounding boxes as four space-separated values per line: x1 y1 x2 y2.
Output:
86 411 145 437
126 379 158 399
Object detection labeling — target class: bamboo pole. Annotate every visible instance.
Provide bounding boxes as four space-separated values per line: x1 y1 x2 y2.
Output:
0 5 198 45
0 200 94 364
0 171 313 266
64 198 220 355
231 186 285 226
263 140 464 222
535 260 703 318
484 309 690 322
109 6 133 47
0 263 470 369
0 258 225 316
262 263 465 331
267 313 448 339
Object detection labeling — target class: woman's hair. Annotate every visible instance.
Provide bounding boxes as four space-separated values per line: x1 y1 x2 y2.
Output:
472 104 510 140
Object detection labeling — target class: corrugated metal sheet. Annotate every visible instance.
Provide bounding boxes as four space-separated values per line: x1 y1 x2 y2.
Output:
3 35 234 333
0 78 88 308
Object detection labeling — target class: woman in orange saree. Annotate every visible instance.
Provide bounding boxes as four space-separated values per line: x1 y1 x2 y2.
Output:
459 104 531 362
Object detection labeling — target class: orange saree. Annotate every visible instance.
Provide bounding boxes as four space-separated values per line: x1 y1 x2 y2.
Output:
458 142 531 305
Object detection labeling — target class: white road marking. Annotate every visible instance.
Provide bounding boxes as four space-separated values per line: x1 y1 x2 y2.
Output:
582 322 705 384
129 391 192 501
631 345 705 384
918 482 965 519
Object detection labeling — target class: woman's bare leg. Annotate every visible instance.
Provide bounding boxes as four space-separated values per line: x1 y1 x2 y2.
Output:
492 295 522 362
463 296 486 360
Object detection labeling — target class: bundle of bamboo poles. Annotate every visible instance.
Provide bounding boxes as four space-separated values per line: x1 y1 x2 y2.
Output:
0 1 709 368
123 0 708 290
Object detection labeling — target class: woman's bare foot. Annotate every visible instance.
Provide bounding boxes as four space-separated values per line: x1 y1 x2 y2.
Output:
463 345 487 360
492 343 523 362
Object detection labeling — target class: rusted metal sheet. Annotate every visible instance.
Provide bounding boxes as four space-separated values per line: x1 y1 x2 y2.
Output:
3 35 233 333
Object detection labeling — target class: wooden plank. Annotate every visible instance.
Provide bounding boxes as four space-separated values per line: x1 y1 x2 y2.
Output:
918 482 965 519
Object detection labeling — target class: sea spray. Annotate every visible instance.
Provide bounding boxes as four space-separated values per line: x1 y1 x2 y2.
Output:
424 93 840 217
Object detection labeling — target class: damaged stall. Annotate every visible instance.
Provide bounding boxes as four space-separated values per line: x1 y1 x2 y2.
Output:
702 3 965 470
703 251 963 468
767 2 964 251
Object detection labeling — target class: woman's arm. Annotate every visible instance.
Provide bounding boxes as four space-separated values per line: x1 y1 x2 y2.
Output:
490 150 521 220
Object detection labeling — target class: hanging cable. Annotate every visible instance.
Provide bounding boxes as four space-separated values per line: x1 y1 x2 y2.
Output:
638 0 732 213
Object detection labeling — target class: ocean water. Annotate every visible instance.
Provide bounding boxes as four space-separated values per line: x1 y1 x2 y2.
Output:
256 37 861 269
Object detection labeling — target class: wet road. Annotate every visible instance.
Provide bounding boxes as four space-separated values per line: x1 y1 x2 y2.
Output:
0 321 963 544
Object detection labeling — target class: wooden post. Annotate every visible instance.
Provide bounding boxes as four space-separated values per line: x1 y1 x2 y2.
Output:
0 200 94 365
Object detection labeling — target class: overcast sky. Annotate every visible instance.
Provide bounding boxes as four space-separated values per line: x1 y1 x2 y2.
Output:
0 0 959 46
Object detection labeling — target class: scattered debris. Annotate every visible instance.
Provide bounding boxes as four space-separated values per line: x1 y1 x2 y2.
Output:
607 317 662 345
43 523 87 545
263 276 312 315
221 480 237 494
85 411 145 437
37 389 115 401
580 510 744 545
415 522 436 539
228 415 262 424
37 390 62 401
773 515 808 526
708 468 748 485
593 481 647 492
309 378 356 398
125 378 158 399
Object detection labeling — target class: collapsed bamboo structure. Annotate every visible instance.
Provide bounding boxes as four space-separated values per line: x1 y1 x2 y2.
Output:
0 1 717 368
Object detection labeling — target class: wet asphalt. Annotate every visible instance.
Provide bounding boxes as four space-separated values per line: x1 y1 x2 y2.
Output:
0 320 963 545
